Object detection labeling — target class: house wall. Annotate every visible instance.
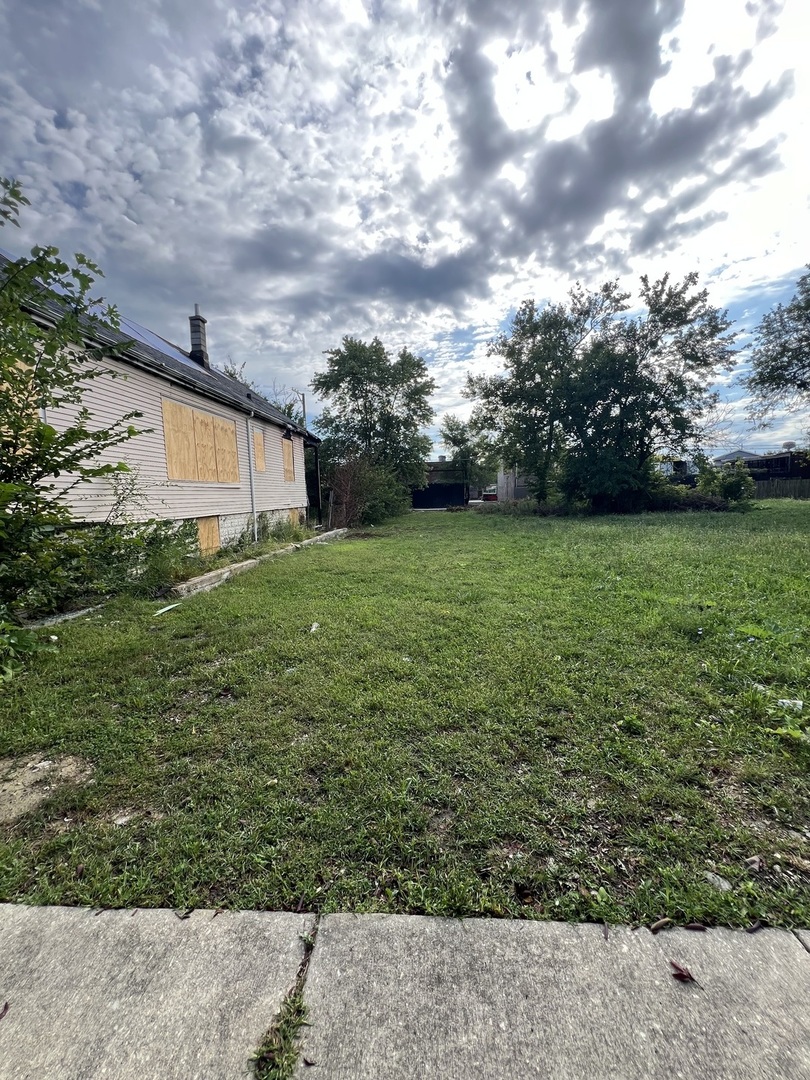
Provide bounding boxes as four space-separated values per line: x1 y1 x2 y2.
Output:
44 356 308 538
497 467 531 501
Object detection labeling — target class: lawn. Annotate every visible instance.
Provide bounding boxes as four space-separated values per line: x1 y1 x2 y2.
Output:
1 502 809 927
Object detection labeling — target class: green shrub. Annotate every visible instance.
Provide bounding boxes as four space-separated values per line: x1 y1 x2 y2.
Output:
474 498 577 517
647 484 730 512
0 605 56 682
269 517 310 544
696 458 756 504
4 519 202 619
327 458 411 527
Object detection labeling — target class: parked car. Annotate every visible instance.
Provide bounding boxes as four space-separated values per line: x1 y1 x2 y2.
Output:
482 488 498 502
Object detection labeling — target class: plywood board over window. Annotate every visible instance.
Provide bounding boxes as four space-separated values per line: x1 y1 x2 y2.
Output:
213 416 239 482
197 516 221 555
253 430 266 472
194 410 218 482
162 399 198 480
162 398 239 483
282 436 295 482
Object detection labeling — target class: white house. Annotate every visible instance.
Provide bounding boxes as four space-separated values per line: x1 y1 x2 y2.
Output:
23 279 321 554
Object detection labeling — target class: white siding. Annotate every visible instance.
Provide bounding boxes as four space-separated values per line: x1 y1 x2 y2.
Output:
45 357 308 523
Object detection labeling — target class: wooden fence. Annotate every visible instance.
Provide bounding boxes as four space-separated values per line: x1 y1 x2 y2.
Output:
754 478 810 500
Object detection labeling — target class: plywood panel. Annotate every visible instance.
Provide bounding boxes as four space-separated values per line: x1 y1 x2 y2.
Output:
193 411 219 482
197 515 221 555
282 437 295 482
162 399 198 481
253 430 266 472
213 416 239 483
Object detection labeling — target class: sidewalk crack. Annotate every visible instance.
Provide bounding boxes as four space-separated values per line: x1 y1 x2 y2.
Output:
251 915 321 1080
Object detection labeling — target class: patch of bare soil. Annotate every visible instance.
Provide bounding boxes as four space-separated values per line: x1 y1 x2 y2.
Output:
0 756 93 824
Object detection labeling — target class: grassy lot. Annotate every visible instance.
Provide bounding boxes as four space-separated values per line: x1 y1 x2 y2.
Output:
1 502 809 927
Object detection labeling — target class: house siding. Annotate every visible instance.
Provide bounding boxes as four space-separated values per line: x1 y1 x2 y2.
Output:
45 356 308 528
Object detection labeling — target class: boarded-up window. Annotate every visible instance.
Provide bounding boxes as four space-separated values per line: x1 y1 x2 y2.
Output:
194 411 218 482
282 436 295 482
253 430 266 472
162 400 198 481
213 416 239 482
162 398 239 483
197 516 221 555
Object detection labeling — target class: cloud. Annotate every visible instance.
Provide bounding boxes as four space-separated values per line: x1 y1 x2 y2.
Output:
0 0 805 443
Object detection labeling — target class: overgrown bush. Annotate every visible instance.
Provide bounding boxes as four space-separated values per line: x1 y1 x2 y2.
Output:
0 604 56 682
474 498 578 517
695 458 756 504
268 516 311 544
647 484 730 512
7 519 202 618
328 457 411 527
1 177 143 630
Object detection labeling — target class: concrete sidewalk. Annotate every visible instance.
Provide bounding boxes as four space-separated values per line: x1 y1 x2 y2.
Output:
1 905 808 1080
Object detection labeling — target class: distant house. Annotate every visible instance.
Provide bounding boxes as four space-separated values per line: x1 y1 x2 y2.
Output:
740 451 810 480
713 448 809 479
6 252 321 554
412 458 467 508
713 449 760 464
497 466 532 502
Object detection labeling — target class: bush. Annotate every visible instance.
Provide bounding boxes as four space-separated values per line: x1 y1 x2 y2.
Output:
268 517 310 544
647 484 730 512
328 458 411 527
474 498 578 517
4 518 202 619
696 458 756 504
0 605 56 682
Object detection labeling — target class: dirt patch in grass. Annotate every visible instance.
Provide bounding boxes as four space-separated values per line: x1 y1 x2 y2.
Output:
0 756 93 824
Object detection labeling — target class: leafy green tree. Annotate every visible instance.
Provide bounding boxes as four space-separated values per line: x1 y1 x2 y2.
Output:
312 336 435 491
468 273 735 512
467 283 629 500
0 177 141 615
438 414 497 490
745 266 810 423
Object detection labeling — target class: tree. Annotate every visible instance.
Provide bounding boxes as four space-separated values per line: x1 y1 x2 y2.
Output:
745 266 810 424
468 273 735 512
467 282 629 500
0 177 141 614
219 357 262 394
219 362 306 426
312 336 435 489
438 414 497 491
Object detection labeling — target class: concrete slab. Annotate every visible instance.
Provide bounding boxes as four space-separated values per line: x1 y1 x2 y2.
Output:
296 915 810 1080
650 926 810 1079
0 905 314 1080
795 929 810 954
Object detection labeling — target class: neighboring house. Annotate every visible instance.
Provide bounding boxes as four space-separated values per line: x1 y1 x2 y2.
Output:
712 448 809 479
713 449 760 464
737 451 810 480
497 465 532 502
412 458 467 508
9 257 321 553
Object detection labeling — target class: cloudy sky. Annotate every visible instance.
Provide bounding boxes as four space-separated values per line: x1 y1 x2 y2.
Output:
1 0 807 448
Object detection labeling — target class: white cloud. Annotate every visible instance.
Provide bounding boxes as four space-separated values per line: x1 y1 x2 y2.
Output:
0 0 806 442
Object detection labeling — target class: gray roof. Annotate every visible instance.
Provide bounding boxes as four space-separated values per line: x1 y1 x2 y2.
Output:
0 251 318 443
713 449 758 462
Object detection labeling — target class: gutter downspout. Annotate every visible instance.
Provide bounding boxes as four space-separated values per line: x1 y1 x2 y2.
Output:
246 414 258 542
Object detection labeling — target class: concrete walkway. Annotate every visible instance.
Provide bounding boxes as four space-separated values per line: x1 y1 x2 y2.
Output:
1 905 808 1080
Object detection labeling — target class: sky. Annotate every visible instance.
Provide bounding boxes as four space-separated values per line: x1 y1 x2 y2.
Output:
0 0 807 452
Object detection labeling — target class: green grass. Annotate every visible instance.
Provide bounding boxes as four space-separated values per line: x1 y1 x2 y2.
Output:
252 990 309 1080
2 501 809 927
